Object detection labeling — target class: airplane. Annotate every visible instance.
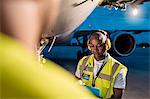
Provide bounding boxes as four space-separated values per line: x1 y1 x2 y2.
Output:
42 0 142 38
51 0 150 37
41 0 150 60
72 1 150 57
40 0 103 55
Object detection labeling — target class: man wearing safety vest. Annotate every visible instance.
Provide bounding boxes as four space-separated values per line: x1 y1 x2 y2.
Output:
75 30 128 99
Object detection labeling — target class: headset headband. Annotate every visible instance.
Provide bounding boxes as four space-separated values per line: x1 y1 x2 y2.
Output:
90 30 108 38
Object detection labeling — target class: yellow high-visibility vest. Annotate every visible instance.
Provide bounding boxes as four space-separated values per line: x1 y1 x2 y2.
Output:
0 33 96 99
78 54 128 98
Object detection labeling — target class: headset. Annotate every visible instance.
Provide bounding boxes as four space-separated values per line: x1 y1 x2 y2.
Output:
87 30 111 51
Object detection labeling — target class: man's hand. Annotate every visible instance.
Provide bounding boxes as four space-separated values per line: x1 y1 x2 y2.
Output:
111 88 123 99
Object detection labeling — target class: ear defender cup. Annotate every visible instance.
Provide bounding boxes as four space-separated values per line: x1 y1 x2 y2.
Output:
87 39 91 50
105 38 111 51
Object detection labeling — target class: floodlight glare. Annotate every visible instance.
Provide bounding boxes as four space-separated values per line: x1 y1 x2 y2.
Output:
132 7 138 16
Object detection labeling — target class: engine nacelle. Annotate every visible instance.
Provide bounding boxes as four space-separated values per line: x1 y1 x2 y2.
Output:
110 32 136 57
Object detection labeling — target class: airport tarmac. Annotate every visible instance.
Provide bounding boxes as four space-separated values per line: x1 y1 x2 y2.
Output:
48 47 150 99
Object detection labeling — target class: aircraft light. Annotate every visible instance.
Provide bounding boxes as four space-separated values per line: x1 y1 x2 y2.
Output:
132 7 138 16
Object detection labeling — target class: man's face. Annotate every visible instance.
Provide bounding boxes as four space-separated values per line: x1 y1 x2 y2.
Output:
89 35 106 57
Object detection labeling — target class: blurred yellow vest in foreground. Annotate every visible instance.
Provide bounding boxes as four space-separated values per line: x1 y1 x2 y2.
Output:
0 33 96 99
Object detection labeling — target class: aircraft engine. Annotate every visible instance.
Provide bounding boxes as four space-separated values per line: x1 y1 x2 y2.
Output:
110 32 136 56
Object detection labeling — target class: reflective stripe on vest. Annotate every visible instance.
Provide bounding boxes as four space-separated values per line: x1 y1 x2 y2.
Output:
79 56 91 77
106 62 119 98
97 62 119 82
98 73 111 81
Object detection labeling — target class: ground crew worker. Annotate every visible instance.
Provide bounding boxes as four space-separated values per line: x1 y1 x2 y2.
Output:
0 0 96 98
75 30 128 98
